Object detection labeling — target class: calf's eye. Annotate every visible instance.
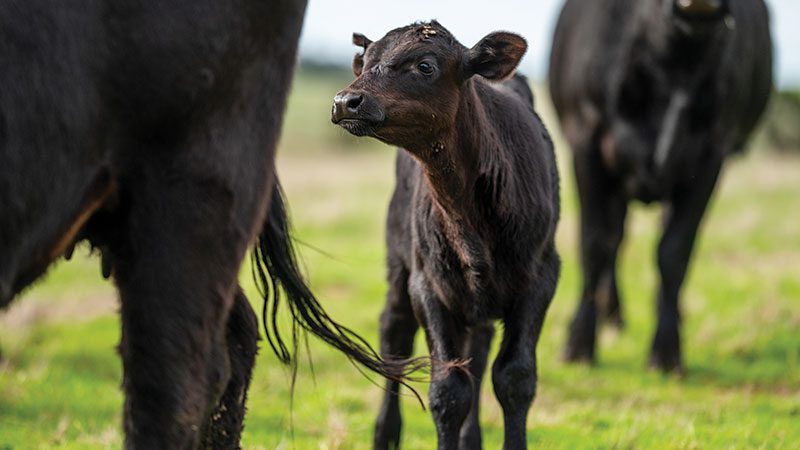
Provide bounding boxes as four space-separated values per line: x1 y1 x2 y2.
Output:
417 62 435 75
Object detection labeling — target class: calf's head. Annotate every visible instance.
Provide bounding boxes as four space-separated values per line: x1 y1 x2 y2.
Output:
331 21 526 152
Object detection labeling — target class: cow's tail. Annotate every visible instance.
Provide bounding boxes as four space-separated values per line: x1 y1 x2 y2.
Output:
251 180 426 403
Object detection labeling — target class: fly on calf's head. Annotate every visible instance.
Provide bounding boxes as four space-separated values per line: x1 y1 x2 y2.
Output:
331 21 527 152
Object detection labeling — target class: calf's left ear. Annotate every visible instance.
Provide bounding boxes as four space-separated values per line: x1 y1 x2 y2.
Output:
352 32 373 76
465 32 527 80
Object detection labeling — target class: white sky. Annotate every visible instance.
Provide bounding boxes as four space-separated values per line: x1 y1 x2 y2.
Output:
298 0 800 88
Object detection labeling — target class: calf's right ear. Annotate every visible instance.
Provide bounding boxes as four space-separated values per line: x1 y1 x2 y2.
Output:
465 32 527 81
352 32 373 76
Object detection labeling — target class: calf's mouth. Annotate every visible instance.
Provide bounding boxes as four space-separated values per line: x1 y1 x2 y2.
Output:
333 117 382 137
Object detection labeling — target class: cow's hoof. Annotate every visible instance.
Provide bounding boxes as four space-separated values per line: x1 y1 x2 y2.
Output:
563 342 595 364
604 310 625 330
648 350 685 376
606 313 625 331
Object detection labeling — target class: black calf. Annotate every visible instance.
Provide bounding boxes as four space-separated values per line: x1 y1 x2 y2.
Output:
333 21 561 450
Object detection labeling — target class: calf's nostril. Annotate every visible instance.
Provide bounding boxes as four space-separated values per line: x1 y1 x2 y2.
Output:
345 94 364 111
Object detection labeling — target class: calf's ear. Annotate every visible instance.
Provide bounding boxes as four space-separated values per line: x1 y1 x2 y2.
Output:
352 32 373 76
465 32 527 80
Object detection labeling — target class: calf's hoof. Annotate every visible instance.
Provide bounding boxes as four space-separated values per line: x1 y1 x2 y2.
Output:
374 416 401 450
458 423 482 450
373 429 401 450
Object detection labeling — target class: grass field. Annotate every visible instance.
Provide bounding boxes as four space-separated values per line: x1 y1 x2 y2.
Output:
1 70 799 449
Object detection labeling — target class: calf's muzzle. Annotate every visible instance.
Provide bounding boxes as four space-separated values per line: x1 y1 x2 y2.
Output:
331 88 385 139
331 91 364 122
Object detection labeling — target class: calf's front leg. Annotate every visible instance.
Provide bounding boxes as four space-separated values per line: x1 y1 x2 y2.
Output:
411 279 471 450
458 323 494 450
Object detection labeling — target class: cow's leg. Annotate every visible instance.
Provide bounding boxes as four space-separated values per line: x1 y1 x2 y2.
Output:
411 279 470 450
458 323 494 450
651 155 722 373
114 162 264 449
374 262 417 450
202 288 259 450
493 248 558 450
565 141 628 362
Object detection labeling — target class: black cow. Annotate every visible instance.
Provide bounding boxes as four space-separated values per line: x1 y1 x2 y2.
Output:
0 1 400 448
332 21 560 450
549 0 772 372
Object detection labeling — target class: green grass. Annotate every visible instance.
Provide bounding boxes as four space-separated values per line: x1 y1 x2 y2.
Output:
1 71 799 449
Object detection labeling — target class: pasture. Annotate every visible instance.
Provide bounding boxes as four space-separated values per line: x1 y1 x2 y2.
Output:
1 70 798 449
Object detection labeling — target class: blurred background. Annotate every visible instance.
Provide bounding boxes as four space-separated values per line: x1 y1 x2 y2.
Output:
1 1 798 448
300 0 800 87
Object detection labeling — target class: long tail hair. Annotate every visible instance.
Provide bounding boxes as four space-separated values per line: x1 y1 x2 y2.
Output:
251 179 426 398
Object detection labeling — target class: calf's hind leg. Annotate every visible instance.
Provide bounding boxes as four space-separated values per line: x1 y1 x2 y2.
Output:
493 250 558 450
374 262 418 450
202 288 259 450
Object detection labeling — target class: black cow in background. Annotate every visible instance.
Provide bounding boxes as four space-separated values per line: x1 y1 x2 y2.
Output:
0 1 402 448
549 0 772 372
